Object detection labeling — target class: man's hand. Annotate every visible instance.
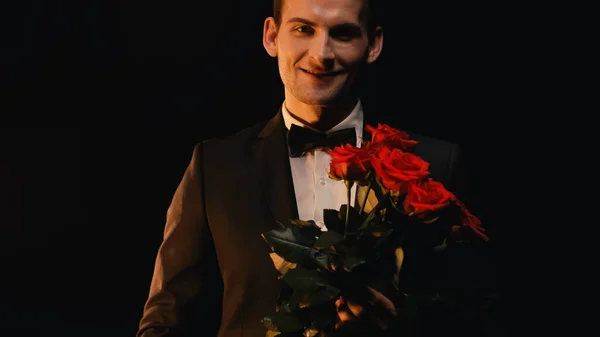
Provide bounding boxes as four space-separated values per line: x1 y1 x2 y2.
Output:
268 248 405 335
334 285 398 334
334 247 404 335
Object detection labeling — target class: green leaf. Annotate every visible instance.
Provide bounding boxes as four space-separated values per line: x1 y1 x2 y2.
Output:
265 329 281 337
341 255 367 272
323 209 344 234
372 228 395 249
282 267 330 290
288 219 323 240
303 318 335 336
262 226 321 268
338 204 359 220
281 267 340 311
262 226 342 270
313 231 345 249
312 250 341 271
266 331 305 337
276 284 295 313
356 196 390 236
358 209 378 232
286 219 322 246
262 311 304 334
290 286 340 310
285 291 305 311
338 204 362 232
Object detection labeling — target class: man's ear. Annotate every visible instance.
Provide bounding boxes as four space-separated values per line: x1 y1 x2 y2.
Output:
263 17 278 57
366 26 383 64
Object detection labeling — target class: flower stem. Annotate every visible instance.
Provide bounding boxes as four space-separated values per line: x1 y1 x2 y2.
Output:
344 180 352 239
375 179 388 223
359 179 373 216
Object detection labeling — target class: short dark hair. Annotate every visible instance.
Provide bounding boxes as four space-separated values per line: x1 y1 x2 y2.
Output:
272 0 382 42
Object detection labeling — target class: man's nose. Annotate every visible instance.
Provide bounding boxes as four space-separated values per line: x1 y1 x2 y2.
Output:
308 34 335 69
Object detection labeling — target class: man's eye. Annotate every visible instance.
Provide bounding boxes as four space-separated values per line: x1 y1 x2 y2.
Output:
331 26 362 41
294 26 313 33
334 35 353 42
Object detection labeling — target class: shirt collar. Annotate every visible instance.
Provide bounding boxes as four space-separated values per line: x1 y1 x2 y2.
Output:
281 100 364 147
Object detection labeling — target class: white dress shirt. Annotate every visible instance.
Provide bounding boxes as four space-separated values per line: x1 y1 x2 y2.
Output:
281 100 364 231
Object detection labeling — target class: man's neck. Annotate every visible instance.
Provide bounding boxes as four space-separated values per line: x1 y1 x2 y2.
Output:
284 93 358 132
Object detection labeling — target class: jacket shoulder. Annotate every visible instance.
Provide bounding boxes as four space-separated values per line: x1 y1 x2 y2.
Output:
198 119 270 154
404 130 464 187
406 130 460 151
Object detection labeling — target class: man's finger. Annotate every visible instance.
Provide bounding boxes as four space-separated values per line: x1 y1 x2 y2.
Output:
345 299 365 319
366 286 397 316
335 297 358 323
394 247 404 275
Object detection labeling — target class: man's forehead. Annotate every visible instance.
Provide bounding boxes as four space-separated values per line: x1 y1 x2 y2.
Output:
281 0 365 24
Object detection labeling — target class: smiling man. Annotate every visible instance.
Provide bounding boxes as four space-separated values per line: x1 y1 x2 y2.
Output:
262 0 382 132
136 0 499 336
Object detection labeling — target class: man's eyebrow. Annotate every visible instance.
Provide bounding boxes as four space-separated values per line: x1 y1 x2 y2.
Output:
286 17 362 29
333 22 362 30
286 17 316 26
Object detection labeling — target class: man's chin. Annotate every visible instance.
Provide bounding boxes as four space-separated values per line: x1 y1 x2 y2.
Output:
289 84 353 106
298 92 342 107
299 99 334 107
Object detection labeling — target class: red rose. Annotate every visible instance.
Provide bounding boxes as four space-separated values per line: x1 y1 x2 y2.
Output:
371 147 430 193
403 178 454 220
366 123 418 151
454 198 489 242
327 144 374 185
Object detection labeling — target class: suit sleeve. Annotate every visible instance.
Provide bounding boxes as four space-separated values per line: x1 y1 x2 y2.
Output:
137 142 222 337
442 143 503 337
446 143 484 222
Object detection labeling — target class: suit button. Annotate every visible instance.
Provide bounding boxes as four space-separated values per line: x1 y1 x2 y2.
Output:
319 178 326 186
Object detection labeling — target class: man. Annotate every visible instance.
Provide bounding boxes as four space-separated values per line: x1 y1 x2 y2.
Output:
137 0 499 336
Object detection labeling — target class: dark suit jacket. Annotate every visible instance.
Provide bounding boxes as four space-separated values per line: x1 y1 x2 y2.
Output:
137 109 500 337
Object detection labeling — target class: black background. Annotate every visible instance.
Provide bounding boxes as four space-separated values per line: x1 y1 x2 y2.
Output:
2 1 508 336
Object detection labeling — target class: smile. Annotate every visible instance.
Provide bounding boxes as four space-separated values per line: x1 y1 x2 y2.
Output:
300 69 342 77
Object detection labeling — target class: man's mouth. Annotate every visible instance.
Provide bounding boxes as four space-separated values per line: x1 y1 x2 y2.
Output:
301 68 342 77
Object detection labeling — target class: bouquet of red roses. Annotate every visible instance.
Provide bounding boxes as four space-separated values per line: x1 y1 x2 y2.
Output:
261 124 488 337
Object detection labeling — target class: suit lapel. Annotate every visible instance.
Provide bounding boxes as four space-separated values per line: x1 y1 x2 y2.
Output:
252 110 299 226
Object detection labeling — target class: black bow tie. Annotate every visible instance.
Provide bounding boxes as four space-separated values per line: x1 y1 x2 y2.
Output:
287 124 356 157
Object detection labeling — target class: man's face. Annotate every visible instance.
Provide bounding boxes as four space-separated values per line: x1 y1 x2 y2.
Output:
264 0 381 106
